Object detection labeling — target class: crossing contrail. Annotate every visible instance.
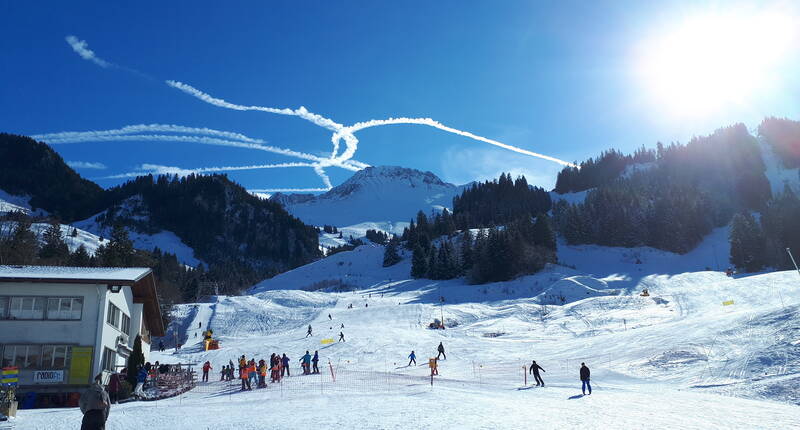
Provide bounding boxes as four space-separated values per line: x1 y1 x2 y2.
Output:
59 35 578 193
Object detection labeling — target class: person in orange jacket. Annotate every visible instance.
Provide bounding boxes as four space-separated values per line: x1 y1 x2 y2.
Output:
240 362 250 391
247 360 257 389
257 360 267 388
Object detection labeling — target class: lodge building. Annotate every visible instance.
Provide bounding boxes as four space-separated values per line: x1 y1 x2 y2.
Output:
0 266 164 406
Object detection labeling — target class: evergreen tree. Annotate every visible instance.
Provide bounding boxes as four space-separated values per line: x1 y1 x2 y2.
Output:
459 229 473 273
382 237 402 267
532 213 556 250
96 225 136 266
126 335 145 386
410 244 428 278
729 212 766 272
39 220 70 263
4 219 38 265
69 244 92 266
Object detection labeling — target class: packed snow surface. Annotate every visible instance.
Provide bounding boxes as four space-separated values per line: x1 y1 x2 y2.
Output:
15 235 800 429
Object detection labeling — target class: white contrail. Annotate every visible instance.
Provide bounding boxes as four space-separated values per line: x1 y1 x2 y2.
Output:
66 161 107 170
248 187 332 193
332 118 579 168
166 80 343 132
103 162 314 179
65 35 111 68
34 124 265 144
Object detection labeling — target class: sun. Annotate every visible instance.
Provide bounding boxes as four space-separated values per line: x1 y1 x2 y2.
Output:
636 8 796 118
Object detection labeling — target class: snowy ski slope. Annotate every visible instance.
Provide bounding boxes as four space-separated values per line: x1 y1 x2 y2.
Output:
15 237 800 429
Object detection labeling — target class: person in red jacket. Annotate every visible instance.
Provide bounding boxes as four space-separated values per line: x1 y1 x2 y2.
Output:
202 361 212 382
106 372 122 404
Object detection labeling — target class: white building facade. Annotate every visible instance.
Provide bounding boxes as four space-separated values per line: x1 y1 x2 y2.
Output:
0 266 164 404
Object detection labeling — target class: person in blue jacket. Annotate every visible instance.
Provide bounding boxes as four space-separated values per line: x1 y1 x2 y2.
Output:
134 365 147 398
300 351 312 375
281 353 291 377
408 351 416 366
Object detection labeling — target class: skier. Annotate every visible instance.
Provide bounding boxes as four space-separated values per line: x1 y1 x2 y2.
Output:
312 351 320 374
282 353 291 377
134 365 147 398
408 351 416 366
199 321 202 328
202 361 212 382
529 360 545 386
339 331 345 342
240 362 250 390
248 360 258 388
306 325 313 337
328 313 332 320
437 342 446 360
258 360 267 388
341 323 344 329
580 362 591 395
300 351 312 375
159 340 164 352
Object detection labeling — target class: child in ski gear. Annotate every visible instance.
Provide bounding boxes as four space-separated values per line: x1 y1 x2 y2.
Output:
248 360 258 387
134 365 147 398
529 360 545 386
408 351 416 366
580 363 591 395
282 354 291 377
437 342 446 360
339 332 345 342
80 374 110 430
241 362 251 390
312 351 320 374
258 360 267 388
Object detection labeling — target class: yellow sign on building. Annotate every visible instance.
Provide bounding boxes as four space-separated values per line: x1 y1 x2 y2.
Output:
69 347 93 385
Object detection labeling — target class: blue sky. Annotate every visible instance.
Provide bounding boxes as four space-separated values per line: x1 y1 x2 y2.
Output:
2 1 798 192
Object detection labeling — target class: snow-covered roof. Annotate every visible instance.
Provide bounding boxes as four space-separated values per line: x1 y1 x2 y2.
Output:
0 265 151 283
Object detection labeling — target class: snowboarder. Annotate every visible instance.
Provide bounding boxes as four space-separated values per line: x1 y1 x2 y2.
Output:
80 373 110 430
312 351 320 374
282 353 291 377
408 351 416 366
437 342 446 360
301 351 312 375
580 362 591 395
529 360 545 386
202 361 212 382
339 331 345 342
306 325 313 337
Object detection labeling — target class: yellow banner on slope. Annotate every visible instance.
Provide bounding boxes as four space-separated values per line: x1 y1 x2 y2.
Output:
321 338 334 344
722 300 735 306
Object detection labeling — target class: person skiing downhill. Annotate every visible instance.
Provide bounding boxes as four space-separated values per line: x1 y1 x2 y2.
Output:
408 351 417 366
437 342 446 360
529 360 545 386
339 331 345 342
580 362 591 395
306 325 313 337
328 313 332 320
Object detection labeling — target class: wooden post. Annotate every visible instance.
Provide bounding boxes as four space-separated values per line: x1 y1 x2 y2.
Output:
523 365 527 386
328 360 336 382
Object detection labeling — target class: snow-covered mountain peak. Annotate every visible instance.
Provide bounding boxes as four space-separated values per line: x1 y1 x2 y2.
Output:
272 166 462 228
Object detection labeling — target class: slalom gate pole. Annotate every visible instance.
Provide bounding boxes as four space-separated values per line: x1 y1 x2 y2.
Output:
523 366 527 386
328 360 336 382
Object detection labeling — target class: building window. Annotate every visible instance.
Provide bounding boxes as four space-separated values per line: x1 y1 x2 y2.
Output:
101 347 116 372
0 296 8 319
121 314 131 336
106 303 121 328
46 298 83 320
40 345 71 369
1 345 42 369
8 297 45 320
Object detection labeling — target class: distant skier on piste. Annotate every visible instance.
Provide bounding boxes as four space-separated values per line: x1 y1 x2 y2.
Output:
529 360 545 386
339 331 345 342
408 351 416 366
580 362 591 395
437 342 446 360
306 325 313 337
